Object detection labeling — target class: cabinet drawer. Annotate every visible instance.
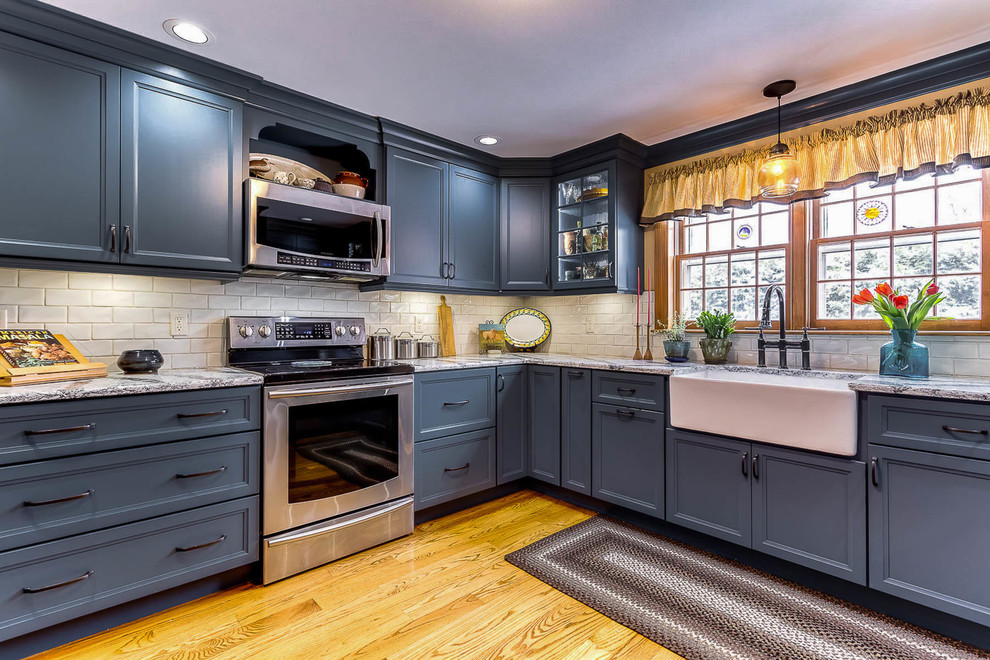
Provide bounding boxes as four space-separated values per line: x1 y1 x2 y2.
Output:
592 371 665 412
0 432 259 551
0 386 261 465
867 394 990 459
415 369 496 441
414 428 495 509
592 404 665 517
0 496 258 642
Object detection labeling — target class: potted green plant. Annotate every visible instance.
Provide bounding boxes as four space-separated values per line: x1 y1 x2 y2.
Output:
658 311 691 362
696 310 735 364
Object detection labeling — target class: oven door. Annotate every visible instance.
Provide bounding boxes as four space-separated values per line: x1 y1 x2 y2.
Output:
263 375 413 536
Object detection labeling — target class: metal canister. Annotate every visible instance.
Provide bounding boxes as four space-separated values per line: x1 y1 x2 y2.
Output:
394 331 417 359
417 334 441 358
367 327 394 361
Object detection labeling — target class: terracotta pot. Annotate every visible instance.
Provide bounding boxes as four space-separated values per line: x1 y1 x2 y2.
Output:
332 171 369 188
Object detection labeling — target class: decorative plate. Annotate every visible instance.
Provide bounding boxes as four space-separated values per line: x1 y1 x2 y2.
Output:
856 199 889 227
500 308 551 350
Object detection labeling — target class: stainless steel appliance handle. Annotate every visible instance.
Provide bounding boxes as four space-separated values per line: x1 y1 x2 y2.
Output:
268 378 414 399
373 211 383 268
267 497 412 547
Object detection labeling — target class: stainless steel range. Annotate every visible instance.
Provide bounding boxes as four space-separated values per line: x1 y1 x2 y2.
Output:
227 316 414 584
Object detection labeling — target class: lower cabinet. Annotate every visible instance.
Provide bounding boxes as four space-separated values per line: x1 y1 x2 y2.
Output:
592 403 664 517
561 368 592 495
868 444 990 625
666 428 867 583
414 428 496 509
527 366 561 485
496 366 528 484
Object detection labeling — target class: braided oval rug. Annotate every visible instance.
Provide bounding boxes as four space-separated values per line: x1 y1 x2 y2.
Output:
505 516 989 660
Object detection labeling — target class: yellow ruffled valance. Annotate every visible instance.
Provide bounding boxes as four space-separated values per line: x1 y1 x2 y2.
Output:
642 88 990 223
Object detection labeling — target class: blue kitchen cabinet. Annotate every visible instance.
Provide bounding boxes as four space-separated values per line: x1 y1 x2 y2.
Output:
868 443 990 626
496 366 528 484
414 428 496 509
561 369 592 495
500 178 551 291
593 403 664 517
414 369 496 442
528 366 561 485
448 165 499 290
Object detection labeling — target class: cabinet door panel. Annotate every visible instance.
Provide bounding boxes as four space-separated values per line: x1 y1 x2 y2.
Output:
448 166 498 291
561 368 592 495
528 366 561 485
753 446 866 583
121 70 242 271
496 366 528 483
665 429 750 545
500 178 550 290
869 445 990 625
385 148 447 287
0 32 119 263
592 404 664 517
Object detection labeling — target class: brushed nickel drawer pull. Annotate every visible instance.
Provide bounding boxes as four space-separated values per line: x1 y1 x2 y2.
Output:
442 400 470 406
177 409 228 419
25 423 95 436
24 489 94 507
176 465 227 479
175 534 227 552
942 425 989 437
24 570 94 594
444 463 470 473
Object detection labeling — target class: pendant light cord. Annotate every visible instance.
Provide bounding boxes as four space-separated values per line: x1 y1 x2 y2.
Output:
777 96 782 144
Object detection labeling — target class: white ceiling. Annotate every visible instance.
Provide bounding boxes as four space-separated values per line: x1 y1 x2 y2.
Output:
41 0 990 157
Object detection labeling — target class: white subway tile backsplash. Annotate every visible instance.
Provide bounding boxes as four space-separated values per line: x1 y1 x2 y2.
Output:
92 291 133 307
19 305 67 323
112 307 154 323
18 271 68 289
112 275 154 291
0 287 45 305
69 273 113 290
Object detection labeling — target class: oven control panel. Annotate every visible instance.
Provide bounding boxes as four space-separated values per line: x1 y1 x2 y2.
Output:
228 316 365 348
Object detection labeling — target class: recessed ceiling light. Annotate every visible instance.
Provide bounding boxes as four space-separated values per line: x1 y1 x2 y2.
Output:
475 135 500 146
163 19 213 45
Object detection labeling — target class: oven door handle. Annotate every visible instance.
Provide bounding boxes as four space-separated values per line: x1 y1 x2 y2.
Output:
267 378 414 399
266 497 413 547
372 210 383 269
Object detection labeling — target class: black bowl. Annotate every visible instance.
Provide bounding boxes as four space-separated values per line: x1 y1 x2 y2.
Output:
117 349 164 374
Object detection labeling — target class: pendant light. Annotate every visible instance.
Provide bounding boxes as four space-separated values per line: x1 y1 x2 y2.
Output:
758 80 800 198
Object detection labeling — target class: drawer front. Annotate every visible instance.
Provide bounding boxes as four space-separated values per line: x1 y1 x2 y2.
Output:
0 496 258 642
593 371 665 412
0 432 259 551
0 386 261 465
414 428 495 509
415 369 496 441
867 394 990 459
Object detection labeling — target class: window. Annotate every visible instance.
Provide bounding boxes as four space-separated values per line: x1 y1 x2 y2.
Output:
667 168 989 331
675 203 790 325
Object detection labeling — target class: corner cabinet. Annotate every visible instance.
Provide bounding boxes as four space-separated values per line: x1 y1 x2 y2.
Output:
552 160 643 293
385 148 498 292
500 178 551 290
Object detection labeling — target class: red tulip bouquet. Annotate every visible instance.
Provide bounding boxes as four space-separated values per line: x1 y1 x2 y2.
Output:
853 279 944 377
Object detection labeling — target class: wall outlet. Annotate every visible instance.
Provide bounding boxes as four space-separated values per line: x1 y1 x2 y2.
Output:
170 310 188 337
585 317 595 334
414 316 425 333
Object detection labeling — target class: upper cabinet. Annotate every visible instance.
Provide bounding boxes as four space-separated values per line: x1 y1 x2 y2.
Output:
0 32 120 264
500 178 551 291
553 160 643 293
385 147 499 292
120 71 243 272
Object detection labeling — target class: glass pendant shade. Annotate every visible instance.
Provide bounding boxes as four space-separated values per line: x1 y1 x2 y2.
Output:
758 142 801 198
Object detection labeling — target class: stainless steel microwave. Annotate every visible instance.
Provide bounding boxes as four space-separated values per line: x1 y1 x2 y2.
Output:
244 178 390 282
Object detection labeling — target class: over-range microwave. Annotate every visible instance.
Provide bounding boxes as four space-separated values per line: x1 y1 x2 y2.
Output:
244 178 390 282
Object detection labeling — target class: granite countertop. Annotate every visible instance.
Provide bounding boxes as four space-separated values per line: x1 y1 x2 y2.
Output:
848 375 990 402
0 367 263 406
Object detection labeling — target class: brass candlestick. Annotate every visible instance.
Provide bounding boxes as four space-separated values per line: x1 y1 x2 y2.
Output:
633 324 643 360
644 325 654 361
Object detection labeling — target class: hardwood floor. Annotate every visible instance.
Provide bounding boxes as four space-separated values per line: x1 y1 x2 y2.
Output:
33 491 682 659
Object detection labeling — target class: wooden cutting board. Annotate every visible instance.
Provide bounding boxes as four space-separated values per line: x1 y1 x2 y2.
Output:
438 295 455 357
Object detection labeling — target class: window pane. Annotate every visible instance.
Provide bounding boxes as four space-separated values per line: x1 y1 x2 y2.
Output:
734 204 759 218
819 242 851 280
819 282 851 319
938 181 981 225
855 181 892 196
852 279 885 319
758 251 786 284
705 255 728 287
938 274 981 319
705 288 728 312
893 234 933 277
734 217 758 248
937 229 981 274
821 202 854 238
855 196 893 234
895 189 935 230
937 165 980 184
709 220 732 252
731 287 756 321
685 224 706 253
761 212 788 245
758 286 784 320
824 186 854 202
682 290 703 318
893 277 929 299
853 238 890 278
681 258 704 288
730 252 756 286
894 174 934 191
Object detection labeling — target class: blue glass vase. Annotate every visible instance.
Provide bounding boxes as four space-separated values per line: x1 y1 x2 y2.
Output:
879 329 929 378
